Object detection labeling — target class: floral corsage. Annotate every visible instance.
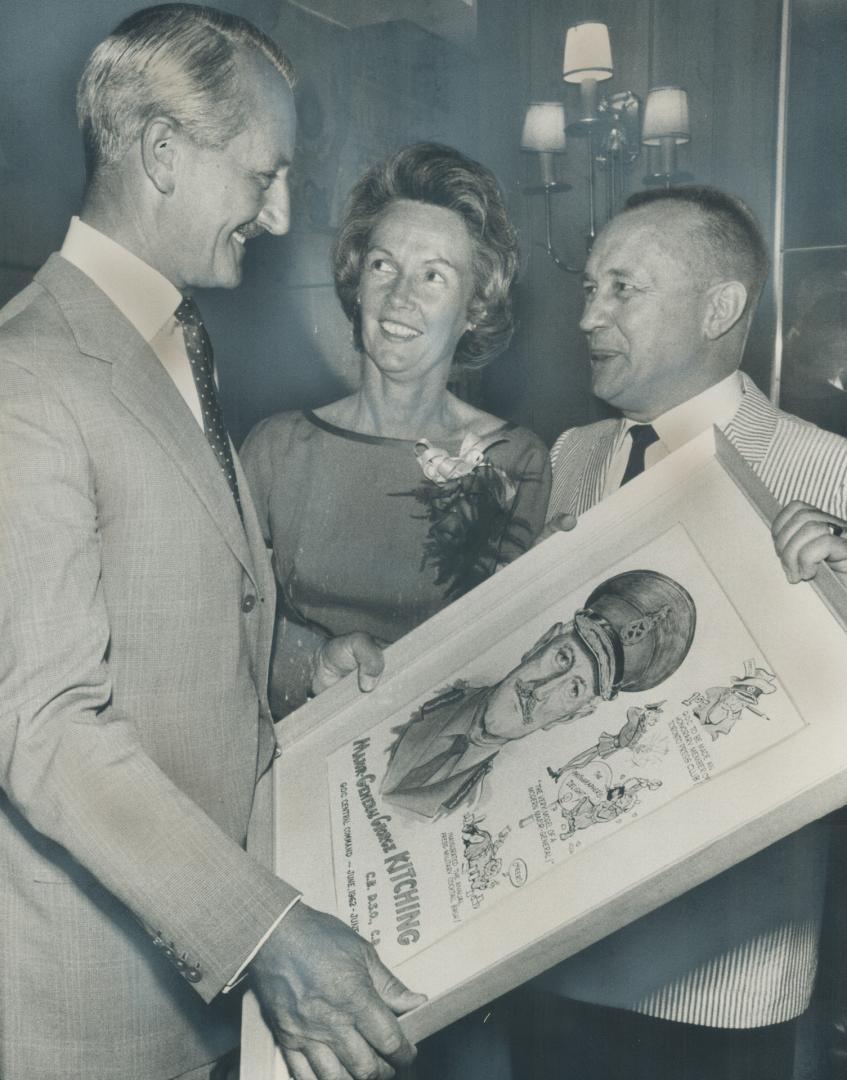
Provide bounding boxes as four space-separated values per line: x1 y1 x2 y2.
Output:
397 433 530 601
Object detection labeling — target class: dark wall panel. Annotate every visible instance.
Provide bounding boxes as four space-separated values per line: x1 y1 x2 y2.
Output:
784 0 847 250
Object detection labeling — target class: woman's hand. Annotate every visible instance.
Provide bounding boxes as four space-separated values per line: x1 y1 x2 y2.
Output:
312 632 386 696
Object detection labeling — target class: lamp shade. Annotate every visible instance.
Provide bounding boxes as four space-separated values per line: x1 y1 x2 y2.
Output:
642 86 690 144
521 102 566 152
563 22 613 83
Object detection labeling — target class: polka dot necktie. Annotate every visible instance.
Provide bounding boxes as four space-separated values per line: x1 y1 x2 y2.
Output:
174 296 243 518
620 423 660 486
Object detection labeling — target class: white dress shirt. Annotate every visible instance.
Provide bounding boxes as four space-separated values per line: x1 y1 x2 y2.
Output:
602 371 745 497
60 217 205 429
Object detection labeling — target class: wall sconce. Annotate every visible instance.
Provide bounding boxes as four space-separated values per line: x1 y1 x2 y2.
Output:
521 102 568 186
562 21 613 129
522 21 645 273
520 102 577 272
562 21 643 243
642 86 692 187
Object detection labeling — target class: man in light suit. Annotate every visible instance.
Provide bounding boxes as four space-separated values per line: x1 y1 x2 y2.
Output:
531 187 847 1077
0 7 422 1080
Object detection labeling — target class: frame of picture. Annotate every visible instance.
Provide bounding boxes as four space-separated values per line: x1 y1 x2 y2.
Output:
241 427 847 1077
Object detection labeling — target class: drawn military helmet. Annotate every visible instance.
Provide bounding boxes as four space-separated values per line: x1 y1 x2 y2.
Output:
574 570 696 700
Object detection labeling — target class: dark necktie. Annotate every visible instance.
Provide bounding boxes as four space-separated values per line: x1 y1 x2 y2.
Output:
620 423 659 486
174 296 243 518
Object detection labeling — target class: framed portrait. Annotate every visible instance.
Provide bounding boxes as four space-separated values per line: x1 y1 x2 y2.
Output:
242 428 847 1077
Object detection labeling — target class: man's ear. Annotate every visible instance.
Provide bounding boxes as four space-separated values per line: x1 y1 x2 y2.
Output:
141 117 179 195
702 280 748 340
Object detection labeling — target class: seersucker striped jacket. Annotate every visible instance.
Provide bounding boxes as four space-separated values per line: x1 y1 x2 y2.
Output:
549 373 847 521
540 373 847 1028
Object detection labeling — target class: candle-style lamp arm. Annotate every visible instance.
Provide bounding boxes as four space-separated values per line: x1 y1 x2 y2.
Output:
542 185 582 274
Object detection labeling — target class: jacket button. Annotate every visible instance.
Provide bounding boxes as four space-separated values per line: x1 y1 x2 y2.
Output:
184 967 202 983
241 594 256 613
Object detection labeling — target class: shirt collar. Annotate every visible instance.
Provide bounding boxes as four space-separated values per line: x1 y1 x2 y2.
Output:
621 371 745 452
60 216 182 343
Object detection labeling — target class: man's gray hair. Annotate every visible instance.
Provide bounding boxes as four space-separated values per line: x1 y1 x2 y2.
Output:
76 3 294 177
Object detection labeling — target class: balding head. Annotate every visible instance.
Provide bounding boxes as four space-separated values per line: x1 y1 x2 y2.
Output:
624 186 769 311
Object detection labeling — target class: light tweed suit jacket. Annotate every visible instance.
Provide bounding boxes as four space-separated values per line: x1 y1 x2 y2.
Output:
0 254 299 1080
542 373 847 1027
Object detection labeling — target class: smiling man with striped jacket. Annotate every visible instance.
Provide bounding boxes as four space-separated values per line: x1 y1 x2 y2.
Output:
536 186 847 1080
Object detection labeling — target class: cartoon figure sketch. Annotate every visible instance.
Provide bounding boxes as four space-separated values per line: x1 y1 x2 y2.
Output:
461 814 510 899
380 570 696 818
546 701 665 780
691 659 777 740
627 726 671 769
558 775 663 839
462 814 509 865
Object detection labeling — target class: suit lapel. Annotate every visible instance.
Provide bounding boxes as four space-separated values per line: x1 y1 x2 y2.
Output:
578 421 621 514
37 255 257 585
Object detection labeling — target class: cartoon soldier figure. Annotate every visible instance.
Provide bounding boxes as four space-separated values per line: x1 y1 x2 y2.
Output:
693 659 777 740
547 701 665 780
559 776 663 838
380 570 696 818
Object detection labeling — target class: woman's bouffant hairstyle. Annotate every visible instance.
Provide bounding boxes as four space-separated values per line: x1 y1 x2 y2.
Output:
76 3 294 180
332 143 520 371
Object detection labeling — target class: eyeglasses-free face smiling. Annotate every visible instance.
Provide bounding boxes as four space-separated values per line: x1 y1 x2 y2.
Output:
167 56 296 290
579 207 713 421
358 199 476 382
